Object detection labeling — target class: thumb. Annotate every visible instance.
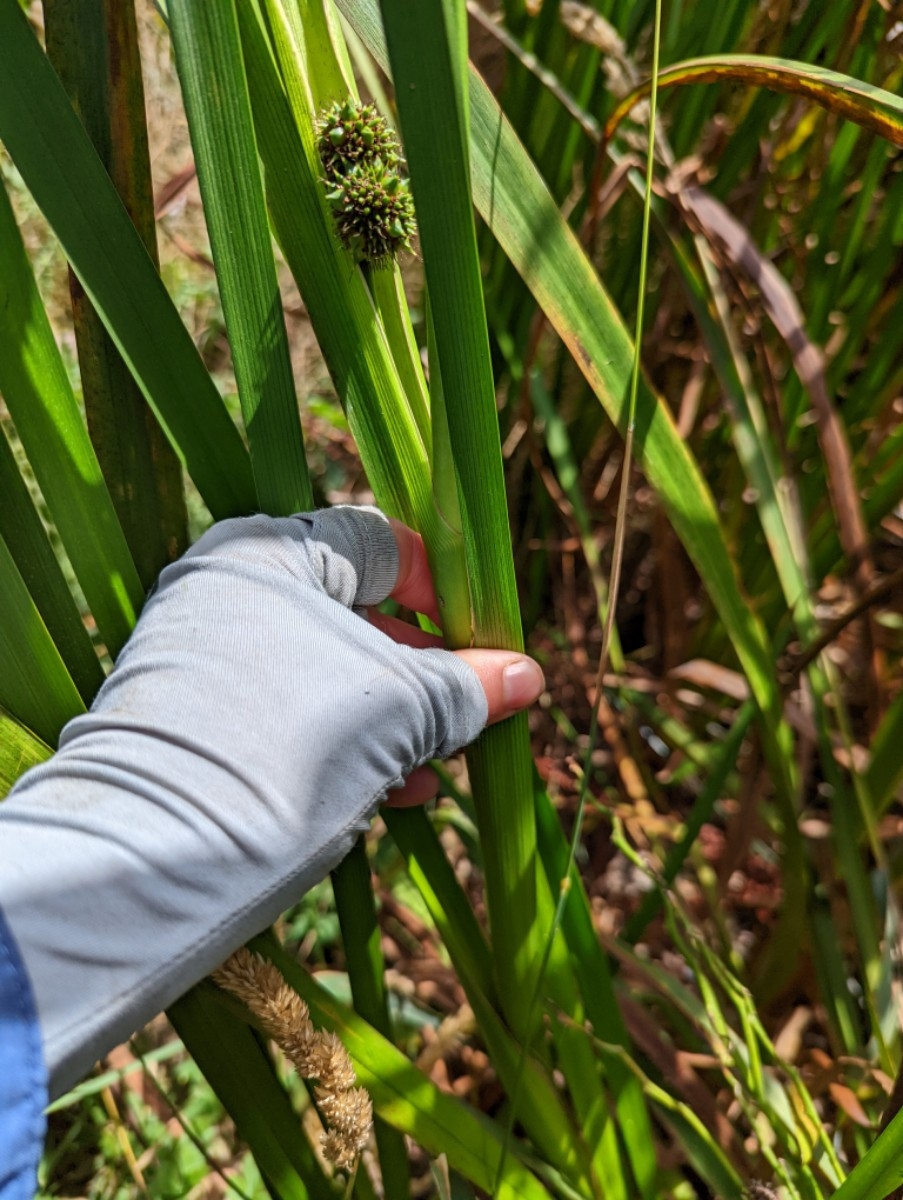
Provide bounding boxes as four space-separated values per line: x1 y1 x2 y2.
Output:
454 650 545 725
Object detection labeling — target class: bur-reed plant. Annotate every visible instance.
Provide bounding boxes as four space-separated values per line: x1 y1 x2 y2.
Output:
5 0 903 1196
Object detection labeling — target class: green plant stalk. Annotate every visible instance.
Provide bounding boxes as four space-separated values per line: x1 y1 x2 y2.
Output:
379 0 541 1038
253 0 474 647
533 864 630 1200
497 2 662 1189
528 370 625 671
42 0 187 590
425 297 474 648
533 781 657 1200
341 0 798 856
238 12 475 1193
369 267 432 455
169 0 313 515
382 808 496 1005
383 808 596 1190
241 0 468 615
330 839 410 1198
598 1041 745 1200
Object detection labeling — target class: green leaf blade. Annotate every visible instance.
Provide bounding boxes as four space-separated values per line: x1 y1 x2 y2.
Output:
0 178 143 656
0 0 256 521
0 532 84 747
379 0 542 1039
43 0 189 589
169 0 313 516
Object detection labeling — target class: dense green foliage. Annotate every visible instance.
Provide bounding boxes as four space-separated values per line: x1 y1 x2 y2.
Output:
3 0 903 1197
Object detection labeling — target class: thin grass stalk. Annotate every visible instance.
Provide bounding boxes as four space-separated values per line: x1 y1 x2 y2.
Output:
596 1039 746 1200
528 372 624 671
624 701 756 944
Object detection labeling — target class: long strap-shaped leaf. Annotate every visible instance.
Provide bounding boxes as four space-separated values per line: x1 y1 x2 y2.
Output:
337 0 794 806
605 54 903 147
0 428 104 703
168 0 313 515
0 179 142 657
43 0 188 590
330 839 411 1197
0 0 255 521
0 533 84 747
0 711 52 796
378 0 542 1042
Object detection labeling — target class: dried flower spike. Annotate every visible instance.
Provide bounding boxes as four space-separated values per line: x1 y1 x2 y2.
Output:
212 948 372 1171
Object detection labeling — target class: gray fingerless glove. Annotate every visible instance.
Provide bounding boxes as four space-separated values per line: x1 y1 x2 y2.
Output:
0 507 487 1095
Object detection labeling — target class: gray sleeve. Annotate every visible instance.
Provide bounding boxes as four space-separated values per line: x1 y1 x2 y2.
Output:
0 507 486 1097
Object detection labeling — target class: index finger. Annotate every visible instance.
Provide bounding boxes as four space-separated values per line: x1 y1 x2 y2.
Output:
388 519 440 626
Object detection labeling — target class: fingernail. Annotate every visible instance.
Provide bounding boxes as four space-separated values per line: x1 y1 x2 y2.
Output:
502 658 544 710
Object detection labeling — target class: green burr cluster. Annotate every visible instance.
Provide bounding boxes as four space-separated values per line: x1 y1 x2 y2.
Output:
317 100 415 266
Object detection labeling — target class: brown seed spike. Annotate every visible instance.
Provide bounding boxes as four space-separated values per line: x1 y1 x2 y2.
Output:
212 948 373 1172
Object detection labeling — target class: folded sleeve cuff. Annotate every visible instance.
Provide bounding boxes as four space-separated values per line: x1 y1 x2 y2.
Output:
306 506 399 607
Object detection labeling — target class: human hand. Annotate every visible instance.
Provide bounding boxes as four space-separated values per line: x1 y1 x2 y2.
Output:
374 516 543 805
0 506 543 1095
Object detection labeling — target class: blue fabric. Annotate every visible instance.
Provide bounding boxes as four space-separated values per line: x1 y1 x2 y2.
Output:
0 905 45 1199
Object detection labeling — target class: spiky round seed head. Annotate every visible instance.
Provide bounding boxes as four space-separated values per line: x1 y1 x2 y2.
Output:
328 159 416 265
317 99 400 177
